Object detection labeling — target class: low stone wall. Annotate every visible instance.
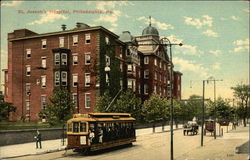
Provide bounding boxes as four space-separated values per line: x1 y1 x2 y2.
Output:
0 128 66 146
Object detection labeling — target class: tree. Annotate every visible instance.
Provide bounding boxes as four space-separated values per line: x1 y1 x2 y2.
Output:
95 91 112 113
231 84 250 127
95 89 142 121
43 88 73 126
207 97 234 122
0 94 16 121
141 94 169 132
42 88 73 145
112 89 142 121
183 95 203 122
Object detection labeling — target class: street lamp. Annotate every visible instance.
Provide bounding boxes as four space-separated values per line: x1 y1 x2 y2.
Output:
161 37 182 160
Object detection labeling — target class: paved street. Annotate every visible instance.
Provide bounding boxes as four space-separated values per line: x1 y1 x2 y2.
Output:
2 125 248 160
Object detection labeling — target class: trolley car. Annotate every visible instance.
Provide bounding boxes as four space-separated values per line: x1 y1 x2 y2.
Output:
66 113 136 152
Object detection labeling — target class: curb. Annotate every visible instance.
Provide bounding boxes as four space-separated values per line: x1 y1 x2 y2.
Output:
1 147 66 159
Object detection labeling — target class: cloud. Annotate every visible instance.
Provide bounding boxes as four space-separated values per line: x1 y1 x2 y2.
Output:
177 44 203 56
231 16 238 21
173 57 209 78
95 10 121 27
184 15 213 29
166 35 183 44
242 9 250 13
1 49 8 68
137 16 174 30
230 46 249 53
212 62 221 70
230 38 250 53
92 1 133 30
209 50 221 56
1 1 22 7
233 38 249 45
94 1 134 10
28 12 68 25
202 29 219 37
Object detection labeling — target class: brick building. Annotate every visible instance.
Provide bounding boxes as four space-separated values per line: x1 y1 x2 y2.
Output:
5 23 126 121
5 22 182 121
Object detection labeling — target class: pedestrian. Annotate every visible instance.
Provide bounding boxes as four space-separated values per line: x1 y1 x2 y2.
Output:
34 130 42 149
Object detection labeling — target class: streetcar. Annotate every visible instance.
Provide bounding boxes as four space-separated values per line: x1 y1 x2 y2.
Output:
66 113 136 153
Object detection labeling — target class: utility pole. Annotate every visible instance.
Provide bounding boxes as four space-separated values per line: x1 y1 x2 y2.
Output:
201 80 205 146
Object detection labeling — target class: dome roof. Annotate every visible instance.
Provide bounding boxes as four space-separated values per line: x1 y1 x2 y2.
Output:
142 24 159 36
119 31 135 43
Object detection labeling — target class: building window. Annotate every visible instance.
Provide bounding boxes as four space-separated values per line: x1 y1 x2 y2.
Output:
105 55 110 66
26 83 31 96
154 72 157 80
73 35 78 46
72 93 78 108
26 65 31 76
61 53 67 65
85 54 91 65
54 71 60 86
41 57 46 68
59 37 64 47
73 54 78 65
41 75 46 88
41 39 47 49
164 64 167 70
85 93 91 108
85 34 91 44
159 74 162 82
144 84 149 95
54 53 60 65
26 49 31 58
26 101 30 111
128 79 133 89
159 87 162 96
154 58 157 66
164 75 167 83
154 85 157 93
73 74 78 87
41 95 46 109
138 85 141 94
127 64 132 73
61 71 67 86
144 56 149 64
85 73 90 87
144 69 149 79
105 36 110 44
159 61 162 68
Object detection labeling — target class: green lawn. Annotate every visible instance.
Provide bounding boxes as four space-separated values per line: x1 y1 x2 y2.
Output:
0 121 62 130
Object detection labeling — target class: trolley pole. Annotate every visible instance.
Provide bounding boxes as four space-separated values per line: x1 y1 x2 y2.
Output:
201 80 205 147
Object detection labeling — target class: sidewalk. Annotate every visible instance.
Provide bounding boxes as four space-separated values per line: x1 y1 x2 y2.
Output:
0 125 176 159
176 125 250 160
0 139 67 159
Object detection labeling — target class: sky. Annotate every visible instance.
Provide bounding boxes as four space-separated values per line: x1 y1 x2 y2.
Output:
0 1 249 100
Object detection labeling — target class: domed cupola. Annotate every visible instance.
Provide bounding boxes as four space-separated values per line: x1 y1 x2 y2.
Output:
142 16 159 36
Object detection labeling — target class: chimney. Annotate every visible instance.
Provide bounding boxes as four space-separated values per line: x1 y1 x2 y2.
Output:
61 24 66 31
